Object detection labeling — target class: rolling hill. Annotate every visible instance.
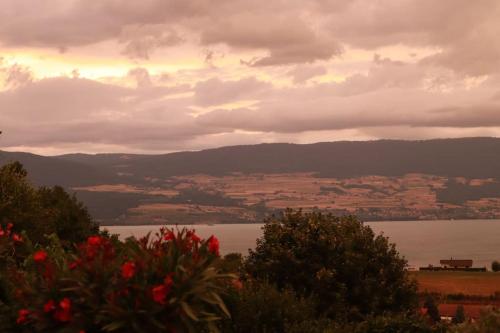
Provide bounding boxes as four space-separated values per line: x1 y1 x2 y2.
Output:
2 137 500 224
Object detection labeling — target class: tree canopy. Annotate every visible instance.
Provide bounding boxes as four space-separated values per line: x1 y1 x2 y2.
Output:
245 209 418 321
0 162 98 245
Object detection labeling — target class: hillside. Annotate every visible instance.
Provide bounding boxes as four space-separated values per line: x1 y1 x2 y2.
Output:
2 138 500 224
57 137 500 181
0 151 118 187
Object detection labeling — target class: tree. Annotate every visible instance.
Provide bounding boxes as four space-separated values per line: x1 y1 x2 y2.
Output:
423 296 441 323
0 162 97 245
452 305 466 324
492 260 500 272
244 209 418 321
450 309 500 333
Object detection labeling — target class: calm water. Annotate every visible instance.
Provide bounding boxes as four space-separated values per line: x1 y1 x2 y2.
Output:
103 220 500 269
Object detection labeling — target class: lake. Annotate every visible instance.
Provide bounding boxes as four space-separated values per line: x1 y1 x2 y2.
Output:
103 220 500 269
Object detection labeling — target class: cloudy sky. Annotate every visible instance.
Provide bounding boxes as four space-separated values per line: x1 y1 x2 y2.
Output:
1 0 500 155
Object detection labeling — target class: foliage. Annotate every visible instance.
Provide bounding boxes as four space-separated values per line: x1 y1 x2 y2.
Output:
245 209 418 320
424 295 441 323
216 253 244 275
338 313 441 333
492 260 500 272
452 305 465 324
450 309 500 333
0 162 98 245
0 226 232 333
221 280 332 333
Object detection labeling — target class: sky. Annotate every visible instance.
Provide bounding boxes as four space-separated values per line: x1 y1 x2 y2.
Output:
1 0 500 155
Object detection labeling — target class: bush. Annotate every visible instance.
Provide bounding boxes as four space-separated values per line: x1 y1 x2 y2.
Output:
452 305 466 324
450 309 500 333
339 314 440 333
245 209 418 321
0 162 98 245
221 280 332 333
0 226 232 333
424 295 441 323
492 260 500 272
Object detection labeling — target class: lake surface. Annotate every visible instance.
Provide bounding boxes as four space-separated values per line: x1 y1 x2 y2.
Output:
103 220 500 269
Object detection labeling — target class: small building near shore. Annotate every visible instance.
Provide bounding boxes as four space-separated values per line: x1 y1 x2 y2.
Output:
440 259 473 269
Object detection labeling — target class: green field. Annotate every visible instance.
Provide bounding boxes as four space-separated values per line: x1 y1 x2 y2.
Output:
411 271 500 296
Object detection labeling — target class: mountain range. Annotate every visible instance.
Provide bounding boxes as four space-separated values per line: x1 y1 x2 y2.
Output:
1 137 500 224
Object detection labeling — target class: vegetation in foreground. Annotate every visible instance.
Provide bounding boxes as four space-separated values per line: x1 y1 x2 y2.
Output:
1 162 499 332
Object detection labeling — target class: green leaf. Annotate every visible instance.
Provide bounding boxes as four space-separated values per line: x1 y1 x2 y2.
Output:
181 301 199 321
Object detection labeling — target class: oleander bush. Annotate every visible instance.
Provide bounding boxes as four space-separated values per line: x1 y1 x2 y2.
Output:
0 225 232 333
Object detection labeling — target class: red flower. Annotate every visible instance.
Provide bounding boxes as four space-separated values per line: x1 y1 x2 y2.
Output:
68 258 82 270
232 279 243 290
16 309 29 324
121 261 136 280
53 298 72 322
12 233 22 242
208 236 220 256
164 273 174 288
87 236 103 247
33 250 48 263
7 223 13 230
43 299 56 313
190 233 201 243
0 229 4 237
164 231 175 241
152 285 168 304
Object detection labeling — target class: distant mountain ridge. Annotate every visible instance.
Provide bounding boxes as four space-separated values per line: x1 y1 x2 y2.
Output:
0 150 118 187
2 137 500 187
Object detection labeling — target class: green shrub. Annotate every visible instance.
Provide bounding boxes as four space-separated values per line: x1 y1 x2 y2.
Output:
245 209 418 320
452 305 466 324
450 309 500 333
221 280 331 333
0 226 232 333
341 314 440 333
0 162 98 245
492 260 500 272
424 295 441 323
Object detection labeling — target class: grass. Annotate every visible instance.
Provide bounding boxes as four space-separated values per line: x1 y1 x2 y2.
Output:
411 271 500 296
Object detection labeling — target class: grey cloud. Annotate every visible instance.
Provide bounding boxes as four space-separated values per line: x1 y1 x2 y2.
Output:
329 0 500 75
0 63 33 89
194 77 272 106
127 67 152 88
1 62 499 153
1 0 500 73
196 86 500 133
288 65 327 84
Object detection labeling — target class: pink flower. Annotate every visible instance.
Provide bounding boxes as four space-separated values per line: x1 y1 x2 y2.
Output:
68 259 82 270
164 273 174 288
232 279 243 290
12 233 22 242
208 236 220 256
152 285 168 304
33 250 48 263
43 299 56 313
121 261 136 280
16 309 29 324
164 231 175 241
53 298 72 322
87 236 103 247
190 233 201 243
